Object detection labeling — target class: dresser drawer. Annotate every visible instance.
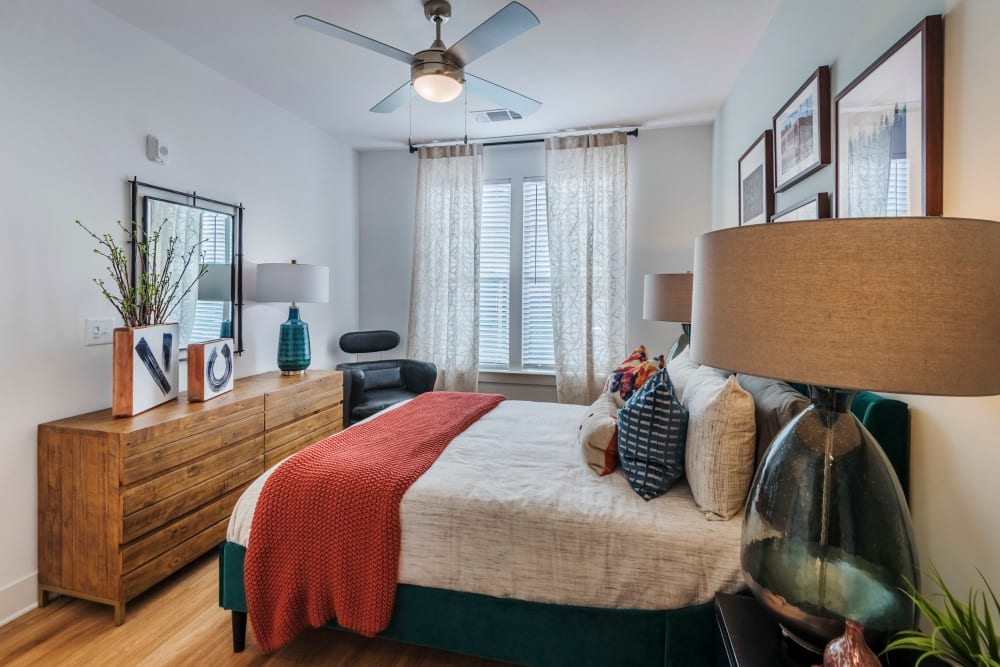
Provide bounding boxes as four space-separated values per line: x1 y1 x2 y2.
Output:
122 518 230 600
123 397 263 459
121 486 246 573
266 383 343 430
265 405 342 451
123 412 263 485
122 437 263 541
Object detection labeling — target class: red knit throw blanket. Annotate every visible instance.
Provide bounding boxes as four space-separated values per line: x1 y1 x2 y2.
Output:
244 391 504 653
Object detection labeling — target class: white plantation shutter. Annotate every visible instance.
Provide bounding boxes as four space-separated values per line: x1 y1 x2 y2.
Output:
521 178 554 368
479 180 512 368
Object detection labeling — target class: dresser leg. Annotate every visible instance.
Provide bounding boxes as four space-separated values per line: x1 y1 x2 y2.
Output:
114 602 125 625
37 586 49 608
232 611 247 652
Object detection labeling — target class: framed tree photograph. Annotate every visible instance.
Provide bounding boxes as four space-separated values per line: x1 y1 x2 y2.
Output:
772 193 831 222
738 130 774 226
836 15 943 217
773 66 831 192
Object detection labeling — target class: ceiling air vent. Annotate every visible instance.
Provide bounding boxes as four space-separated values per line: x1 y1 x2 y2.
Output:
472 109 524 123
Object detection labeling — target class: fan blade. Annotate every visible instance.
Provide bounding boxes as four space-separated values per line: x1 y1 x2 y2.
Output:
294 15 416 65
370 82 411 113
465 74 541 117
445 2 539 67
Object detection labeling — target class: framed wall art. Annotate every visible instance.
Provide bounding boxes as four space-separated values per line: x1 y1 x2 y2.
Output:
738 130 774 226
835 15 943 218
773 66 831 192
772 193 831 222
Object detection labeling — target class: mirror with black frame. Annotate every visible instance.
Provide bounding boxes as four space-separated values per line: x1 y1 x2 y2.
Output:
132 180 243 355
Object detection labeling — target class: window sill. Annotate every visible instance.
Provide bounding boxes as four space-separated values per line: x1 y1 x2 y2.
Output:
478 370 556 387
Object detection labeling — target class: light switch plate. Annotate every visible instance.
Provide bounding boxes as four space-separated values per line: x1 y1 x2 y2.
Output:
85 317 114 346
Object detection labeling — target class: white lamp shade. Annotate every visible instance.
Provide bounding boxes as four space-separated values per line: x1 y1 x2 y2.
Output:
691 217 1000 396
643 273 693 323
198 263 232 302
256 262 330 304
413 73 463 103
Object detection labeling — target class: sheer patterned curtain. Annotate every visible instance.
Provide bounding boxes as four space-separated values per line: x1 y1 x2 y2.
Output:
545 131 628 404
407 144 483 392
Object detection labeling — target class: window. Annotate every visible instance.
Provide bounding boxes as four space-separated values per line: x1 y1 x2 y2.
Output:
478 177 554 371
191 210 233 342
479 181 512 368
520 178 554 368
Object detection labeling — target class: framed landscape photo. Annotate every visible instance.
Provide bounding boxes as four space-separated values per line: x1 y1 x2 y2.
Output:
738 130 774 226
773 66 831 192
772 193 831 222
836 15 943 217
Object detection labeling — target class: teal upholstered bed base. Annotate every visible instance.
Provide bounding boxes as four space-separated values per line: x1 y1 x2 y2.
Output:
218 391 910 666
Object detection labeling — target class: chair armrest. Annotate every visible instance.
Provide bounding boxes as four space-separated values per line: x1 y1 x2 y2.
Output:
335 364 366 425
399 359 437 393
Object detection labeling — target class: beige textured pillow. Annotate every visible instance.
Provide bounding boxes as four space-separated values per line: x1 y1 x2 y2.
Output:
683 368 756 519
665 346 700 403
578 393 619 476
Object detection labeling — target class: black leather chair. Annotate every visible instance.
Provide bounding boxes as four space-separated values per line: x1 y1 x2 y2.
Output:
335 330 437 426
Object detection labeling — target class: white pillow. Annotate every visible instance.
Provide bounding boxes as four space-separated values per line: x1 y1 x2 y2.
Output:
683 367 756 520
665 346 700 403
578 392 620 476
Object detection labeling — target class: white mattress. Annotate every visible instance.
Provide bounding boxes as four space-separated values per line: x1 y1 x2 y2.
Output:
227 399 744 610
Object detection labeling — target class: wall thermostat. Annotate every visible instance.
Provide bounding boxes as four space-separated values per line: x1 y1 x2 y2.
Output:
146 135 170 164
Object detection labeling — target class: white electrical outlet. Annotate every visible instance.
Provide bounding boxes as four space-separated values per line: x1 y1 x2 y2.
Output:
85 317 114 346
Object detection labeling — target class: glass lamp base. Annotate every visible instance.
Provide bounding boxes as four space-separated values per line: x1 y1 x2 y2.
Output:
741 387 918 652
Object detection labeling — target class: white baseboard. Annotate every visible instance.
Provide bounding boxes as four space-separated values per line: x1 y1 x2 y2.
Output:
0 571 38 627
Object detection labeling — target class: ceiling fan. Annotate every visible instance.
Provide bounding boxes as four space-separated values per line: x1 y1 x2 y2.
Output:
295 1 542 116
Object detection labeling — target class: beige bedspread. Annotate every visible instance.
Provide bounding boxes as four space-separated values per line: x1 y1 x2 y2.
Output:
227 399 744 610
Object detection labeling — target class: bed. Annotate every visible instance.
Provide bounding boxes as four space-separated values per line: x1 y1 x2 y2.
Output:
218 390 910 666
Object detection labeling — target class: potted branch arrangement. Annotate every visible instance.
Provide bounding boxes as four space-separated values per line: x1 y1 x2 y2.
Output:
78 219 205 416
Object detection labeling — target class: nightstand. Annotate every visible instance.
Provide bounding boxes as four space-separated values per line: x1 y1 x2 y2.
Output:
714 593 939 667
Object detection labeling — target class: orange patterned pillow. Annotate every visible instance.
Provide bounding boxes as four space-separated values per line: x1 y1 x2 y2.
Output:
604 345 665 402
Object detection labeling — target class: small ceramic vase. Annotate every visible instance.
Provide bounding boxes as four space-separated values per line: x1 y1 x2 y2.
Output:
813 620 881 667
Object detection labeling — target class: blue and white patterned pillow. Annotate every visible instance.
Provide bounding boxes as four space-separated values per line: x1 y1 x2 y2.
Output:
617 368 689 500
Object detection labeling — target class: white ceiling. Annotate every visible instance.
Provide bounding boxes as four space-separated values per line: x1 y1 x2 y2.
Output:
91 0 780 150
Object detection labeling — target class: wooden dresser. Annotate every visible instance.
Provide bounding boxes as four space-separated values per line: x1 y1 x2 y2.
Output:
37 370 342 624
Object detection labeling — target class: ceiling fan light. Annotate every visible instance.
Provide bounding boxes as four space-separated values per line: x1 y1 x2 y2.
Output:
413 72 463 103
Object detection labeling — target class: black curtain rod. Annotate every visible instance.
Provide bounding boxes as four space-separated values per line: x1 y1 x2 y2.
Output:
408 128 638 154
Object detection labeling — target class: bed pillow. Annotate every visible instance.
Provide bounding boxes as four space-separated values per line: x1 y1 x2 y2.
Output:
616 368 688 500
683 367 756 519
604 345 665 402
578 392 620 476
665 346 700 404
737 374 810 467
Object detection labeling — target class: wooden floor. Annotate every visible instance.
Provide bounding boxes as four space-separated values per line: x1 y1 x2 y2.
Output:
0 553 511 667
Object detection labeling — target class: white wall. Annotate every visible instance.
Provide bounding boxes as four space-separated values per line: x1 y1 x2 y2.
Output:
0 0 359 623
711 0 1000 597
358 125 713 401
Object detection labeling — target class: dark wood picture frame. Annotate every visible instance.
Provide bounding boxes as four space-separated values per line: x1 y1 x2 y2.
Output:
773 66 831 192
738 130 774 226
772 193 831 222
835 15 944 217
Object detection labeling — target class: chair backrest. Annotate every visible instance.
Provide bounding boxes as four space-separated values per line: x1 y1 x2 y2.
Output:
339 330 400 360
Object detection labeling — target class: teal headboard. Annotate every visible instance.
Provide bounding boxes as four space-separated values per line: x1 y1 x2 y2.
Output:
851 391 911 502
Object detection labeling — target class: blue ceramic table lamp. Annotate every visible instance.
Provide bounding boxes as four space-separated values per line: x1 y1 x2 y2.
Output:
690 217 1000 653
256 260 330 375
